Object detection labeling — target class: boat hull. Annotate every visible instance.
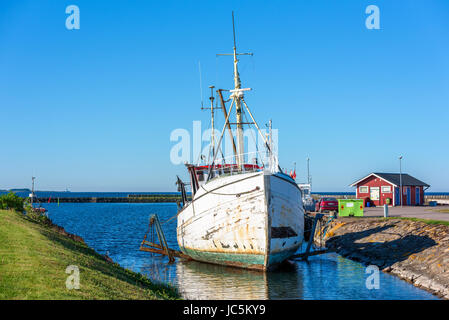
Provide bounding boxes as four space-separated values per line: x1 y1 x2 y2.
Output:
177 171 304 271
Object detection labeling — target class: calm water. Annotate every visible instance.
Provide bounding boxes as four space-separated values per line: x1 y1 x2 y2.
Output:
40 202 438 300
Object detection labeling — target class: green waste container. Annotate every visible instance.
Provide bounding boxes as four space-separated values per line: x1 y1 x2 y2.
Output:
338 199 364 217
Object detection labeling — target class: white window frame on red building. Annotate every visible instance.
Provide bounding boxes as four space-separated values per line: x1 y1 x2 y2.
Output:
359 186 368 193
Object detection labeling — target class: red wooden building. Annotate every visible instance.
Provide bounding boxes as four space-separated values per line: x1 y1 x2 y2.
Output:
350 173 430 206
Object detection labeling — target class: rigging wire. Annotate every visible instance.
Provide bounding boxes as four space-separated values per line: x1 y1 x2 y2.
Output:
243 110 265 167
194 116 212 166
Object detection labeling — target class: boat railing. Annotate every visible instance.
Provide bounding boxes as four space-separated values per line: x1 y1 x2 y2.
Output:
197 152 269 182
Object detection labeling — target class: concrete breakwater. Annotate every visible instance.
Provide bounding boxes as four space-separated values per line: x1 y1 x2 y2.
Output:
36 194 191 203
312 216 449 299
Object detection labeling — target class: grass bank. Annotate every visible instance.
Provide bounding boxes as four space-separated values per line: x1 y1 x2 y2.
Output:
0 209 179 300
332 215 449 227
432 209 449 214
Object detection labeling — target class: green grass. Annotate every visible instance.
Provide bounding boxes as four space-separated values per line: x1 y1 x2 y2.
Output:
338 215 449 226
0 209 179 300
432 209 449 214
337 215 449 226
385 216 449 226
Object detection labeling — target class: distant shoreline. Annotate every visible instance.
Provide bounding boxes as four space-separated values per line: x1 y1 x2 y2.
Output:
2 190 449 196
1 190 447 204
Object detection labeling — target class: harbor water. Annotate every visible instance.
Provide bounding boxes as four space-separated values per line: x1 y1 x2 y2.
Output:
41 202 438 300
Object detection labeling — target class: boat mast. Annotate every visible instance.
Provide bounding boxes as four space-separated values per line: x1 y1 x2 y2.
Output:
268 120 273 154
202 86 216 162
210 86 215 158
216 12 253 169
268 120 273 169
231 12 245 169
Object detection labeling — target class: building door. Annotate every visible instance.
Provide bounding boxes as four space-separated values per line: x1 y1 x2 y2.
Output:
395 187 400 205
406 187 411 205
370 187 380 204
415 187 420 205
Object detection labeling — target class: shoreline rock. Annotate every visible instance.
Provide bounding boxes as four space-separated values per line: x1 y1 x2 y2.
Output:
312 216 449 299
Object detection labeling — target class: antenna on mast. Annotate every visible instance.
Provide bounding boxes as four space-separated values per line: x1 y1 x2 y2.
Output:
232 11 237 52
198 61 204 108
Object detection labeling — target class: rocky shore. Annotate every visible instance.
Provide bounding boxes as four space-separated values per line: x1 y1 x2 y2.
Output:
313 216 449 299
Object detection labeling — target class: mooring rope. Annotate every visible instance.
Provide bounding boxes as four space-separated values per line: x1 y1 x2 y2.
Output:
160 212 179 225
200 185 260 197
157 185 261 226
320 216 335 240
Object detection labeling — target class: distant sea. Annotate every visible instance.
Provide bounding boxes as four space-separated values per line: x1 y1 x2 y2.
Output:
0 191 180 198
1 190 448 198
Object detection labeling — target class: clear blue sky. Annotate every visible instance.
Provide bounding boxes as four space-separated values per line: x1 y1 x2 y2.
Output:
1 0 448 192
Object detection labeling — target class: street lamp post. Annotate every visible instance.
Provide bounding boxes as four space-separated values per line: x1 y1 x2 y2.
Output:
307 158 310 185
31 176 35 207
399 156 403 208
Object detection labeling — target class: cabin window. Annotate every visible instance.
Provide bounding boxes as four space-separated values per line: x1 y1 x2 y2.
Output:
359 186 369 193
381 186 391 193
197 171 204 182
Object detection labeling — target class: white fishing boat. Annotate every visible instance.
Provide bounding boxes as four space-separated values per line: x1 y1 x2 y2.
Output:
175 14 304 271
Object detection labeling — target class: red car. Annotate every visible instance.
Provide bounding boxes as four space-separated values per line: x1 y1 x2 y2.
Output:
315 197 338 212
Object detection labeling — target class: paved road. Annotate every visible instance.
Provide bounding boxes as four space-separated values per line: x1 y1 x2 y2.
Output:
363 205 449 221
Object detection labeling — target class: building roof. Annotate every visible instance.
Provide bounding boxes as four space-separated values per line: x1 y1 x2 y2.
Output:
350 172 430 187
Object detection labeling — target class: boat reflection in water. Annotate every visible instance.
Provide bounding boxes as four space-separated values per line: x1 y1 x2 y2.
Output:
175 260 304 300
137 249 439 300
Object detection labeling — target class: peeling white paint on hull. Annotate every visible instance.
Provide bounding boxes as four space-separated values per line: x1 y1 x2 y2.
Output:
177 171 304 271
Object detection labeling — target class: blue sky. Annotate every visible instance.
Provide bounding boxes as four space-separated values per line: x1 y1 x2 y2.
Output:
1 0 448 192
